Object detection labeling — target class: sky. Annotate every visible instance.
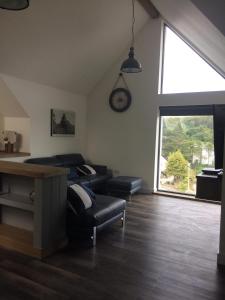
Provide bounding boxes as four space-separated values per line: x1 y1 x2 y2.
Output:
162 26 225 94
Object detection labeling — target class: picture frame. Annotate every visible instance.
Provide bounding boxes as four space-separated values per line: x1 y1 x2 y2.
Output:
51 109 75 136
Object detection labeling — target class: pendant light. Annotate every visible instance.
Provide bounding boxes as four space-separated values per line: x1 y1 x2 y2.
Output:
121 0 142 73
0 0 29 10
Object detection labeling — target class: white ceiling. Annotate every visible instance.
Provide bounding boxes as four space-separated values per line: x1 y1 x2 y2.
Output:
190 0 225 37
0 0 149 95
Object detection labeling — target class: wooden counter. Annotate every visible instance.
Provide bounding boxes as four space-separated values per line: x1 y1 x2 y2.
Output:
0 160 69 178
0 152 30 159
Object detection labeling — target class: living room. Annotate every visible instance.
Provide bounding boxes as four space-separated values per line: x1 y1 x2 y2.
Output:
0 0 225 299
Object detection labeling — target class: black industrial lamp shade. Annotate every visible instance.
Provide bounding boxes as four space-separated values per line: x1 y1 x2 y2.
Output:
120 47 142 73
0 0 29 10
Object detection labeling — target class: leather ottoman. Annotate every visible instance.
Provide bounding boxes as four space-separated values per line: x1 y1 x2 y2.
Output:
107 176 142 200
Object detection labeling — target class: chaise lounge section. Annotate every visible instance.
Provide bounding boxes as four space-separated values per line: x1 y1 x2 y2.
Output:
67 194 126 246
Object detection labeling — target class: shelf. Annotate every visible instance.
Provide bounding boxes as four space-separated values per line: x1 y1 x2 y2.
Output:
0 224 67 259
0 193 33 212
0 224 41 258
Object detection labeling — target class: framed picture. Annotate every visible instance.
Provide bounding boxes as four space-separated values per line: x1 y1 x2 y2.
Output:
51 109 75 136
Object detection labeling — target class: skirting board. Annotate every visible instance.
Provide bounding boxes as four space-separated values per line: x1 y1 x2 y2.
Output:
139 188 153 194
217 253 225 266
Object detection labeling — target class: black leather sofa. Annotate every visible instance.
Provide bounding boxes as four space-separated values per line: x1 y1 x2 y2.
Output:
25 154 125 245
25 153 112 192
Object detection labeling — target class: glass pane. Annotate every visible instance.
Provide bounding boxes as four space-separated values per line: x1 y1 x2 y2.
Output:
158 116 214 195
162 26 225 94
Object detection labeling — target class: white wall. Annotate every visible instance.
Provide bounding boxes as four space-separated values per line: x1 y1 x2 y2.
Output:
0 77 28 118
1 75 87 159
0 114 3 131
87 18 225 192
0 114 3 150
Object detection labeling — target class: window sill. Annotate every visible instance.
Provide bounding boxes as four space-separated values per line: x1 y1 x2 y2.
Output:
154 191 221 204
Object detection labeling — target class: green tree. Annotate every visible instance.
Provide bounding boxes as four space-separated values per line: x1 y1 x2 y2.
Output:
162 118 186 159
166 150 188 182
162 116 214 166
178 178 188 192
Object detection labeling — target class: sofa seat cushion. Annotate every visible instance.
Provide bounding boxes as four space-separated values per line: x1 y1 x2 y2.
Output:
68 174 110 190
89 174 111 186
108 176 142 192
68 176 91 187
85 195 126 226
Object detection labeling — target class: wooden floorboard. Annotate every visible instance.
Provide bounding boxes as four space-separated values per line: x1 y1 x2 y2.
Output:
0 194 224 299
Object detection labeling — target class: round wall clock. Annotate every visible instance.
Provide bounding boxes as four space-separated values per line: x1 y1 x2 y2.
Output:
109 87 132 113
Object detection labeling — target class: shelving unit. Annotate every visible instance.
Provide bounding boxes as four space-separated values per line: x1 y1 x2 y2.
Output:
0 193 33 212
0 160 69 258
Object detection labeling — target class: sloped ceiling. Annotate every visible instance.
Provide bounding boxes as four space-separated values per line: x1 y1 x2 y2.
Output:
190 0 225 37
0 0 148 95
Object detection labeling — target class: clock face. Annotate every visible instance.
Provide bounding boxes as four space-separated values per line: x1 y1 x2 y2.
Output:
109 88 132 112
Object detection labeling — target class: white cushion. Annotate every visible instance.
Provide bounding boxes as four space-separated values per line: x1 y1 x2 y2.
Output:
83 165 96 175
70 184 92 209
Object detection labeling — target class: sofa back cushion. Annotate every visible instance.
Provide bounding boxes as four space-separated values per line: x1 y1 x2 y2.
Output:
25 156 63 167
55 154 85 167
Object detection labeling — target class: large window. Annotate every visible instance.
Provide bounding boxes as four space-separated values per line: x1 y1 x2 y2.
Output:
158 108 215 195
161 25 225 94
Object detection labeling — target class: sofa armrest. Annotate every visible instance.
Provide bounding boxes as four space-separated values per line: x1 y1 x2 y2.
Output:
90 164 109 175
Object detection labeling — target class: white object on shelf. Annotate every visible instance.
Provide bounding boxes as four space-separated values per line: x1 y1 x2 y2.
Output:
1 130 17 144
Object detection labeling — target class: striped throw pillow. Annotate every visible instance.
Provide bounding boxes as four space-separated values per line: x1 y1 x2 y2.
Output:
76 165 97 176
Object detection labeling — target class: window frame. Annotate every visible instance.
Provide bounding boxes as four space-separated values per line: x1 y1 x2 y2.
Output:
157 106 215 196
159 22 225 95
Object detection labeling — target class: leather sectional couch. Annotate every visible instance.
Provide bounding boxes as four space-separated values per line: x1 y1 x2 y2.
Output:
25 153 112 193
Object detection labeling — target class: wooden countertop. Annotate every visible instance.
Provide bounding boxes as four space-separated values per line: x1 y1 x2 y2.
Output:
0 152 30 158
0 161 69 178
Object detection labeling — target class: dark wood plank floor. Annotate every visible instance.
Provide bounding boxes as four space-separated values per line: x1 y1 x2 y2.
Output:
0 194 224 300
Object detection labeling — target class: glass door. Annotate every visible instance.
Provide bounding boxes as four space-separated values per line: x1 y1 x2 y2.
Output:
158 115 215 195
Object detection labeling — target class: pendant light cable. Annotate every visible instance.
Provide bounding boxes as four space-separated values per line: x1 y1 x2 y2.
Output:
120 0 142 73
131 0 135 47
